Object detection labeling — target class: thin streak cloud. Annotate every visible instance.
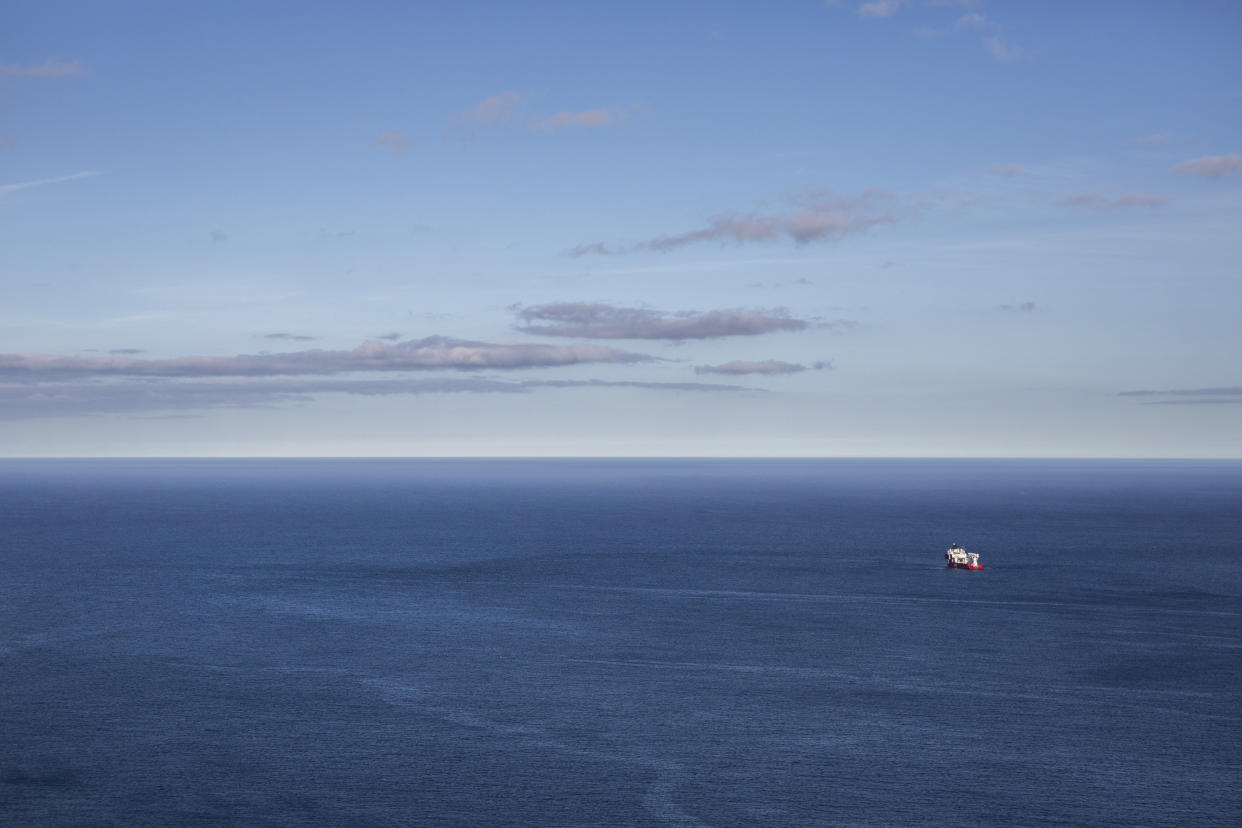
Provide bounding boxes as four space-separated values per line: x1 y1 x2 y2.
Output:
515 304 810 340
453 93 635 136
1132 133 1177 145
1119 386 1242 404
695 360 818 376
0 376 750 420
1058 192 1167 209
0 59 83 78
263 333 317 342
0 336 656 380
0 171 103 197
572 187 896 256
530 107 632 132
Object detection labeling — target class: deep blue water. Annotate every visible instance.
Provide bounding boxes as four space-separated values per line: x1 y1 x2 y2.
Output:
1 459 1239 826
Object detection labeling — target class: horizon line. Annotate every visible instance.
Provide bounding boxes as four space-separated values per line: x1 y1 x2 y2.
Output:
2 455 1239 462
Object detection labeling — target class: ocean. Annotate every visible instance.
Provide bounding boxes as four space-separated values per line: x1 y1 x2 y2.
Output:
1 459 1239 826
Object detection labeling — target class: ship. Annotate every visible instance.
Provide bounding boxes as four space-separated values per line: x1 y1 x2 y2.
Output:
945 543 983 570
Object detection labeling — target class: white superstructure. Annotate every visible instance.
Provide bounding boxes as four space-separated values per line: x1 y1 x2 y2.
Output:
945 543 982 569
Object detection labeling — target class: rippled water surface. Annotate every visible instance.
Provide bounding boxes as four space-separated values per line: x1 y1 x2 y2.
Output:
2 459 1239 826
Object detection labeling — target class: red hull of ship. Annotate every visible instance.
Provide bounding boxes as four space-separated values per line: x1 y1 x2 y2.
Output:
947 562 984 570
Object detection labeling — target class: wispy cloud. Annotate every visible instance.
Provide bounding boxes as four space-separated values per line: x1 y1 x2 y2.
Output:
533 379 752 393
1058 192 1167 209
0 133 16 150
371 130 410 154
898 5 1022 60
572 187 896 256
1132 133 1178 146
0 376 750 420
915 10 989 35
858 0 903 18
132 280 301 307
530 107 633 132
1059 193 1107 207
0 59 83 78
695 360 831 375
1113 194 1168 208
746 277 814 290
452 92 636 137
262 333 316 342
1168 154 1242 179
514 303 811 340
1119 386 1242 405
851 0 984 17
0 170 103 197
569 242 615 257
0 336 656 380
954 11 988 30
451 91 530 139
983 35 1022 61
582 256 826 277
455 91 528 127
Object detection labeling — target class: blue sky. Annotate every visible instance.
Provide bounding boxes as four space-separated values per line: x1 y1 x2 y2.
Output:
2 0 1240 457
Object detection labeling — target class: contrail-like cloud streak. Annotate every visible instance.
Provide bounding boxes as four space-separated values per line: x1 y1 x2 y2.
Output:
570 187 896 256
515 303 809 340
0 170 103 196
0 376 752 420
0 336 655 380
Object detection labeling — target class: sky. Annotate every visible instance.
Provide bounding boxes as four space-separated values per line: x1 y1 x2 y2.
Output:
1 0 1240 457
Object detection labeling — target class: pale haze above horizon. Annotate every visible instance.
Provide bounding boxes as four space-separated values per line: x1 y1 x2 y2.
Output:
2 1 1240 458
